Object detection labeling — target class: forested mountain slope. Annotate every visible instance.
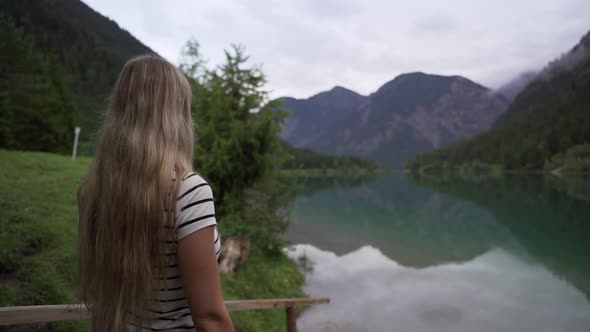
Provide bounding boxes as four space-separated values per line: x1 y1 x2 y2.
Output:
0 13 73 152
0 0 154 152
408 31 590 171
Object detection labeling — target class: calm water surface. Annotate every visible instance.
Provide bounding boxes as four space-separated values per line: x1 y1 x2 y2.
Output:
284 175 590 332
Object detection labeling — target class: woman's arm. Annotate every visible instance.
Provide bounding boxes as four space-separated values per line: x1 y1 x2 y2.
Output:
177 225 234 332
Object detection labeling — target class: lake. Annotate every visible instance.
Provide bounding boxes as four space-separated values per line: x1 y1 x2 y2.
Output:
284 175 590 332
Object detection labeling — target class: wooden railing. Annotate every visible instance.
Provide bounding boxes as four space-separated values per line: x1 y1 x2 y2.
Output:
0 297 329 332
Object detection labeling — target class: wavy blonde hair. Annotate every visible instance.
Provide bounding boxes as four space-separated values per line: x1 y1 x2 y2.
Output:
78 54 194 331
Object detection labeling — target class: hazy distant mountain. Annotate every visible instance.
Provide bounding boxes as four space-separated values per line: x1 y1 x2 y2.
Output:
496 71 538 101
409 30 590 171
280 86 367 147
281 73 508 167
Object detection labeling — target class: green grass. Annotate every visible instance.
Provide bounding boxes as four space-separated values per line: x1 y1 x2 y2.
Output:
221 247 304 331
0 149 304 332
0 150 89 331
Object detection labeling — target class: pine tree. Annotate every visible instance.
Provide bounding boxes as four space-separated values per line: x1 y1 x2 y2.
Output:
0 13 74 153
181 40 289 251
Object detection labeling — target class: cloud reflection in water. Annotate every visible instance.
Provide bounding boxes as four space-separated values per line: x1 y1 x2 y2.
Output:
287 244 590 332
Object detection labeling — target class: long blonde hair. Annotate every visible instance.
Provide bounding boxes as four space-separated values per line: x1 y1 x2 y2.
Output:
78 54 194 331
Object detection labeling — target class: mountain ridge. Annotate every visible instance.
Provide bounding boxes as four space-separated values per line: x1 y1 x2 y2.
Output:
496 71 538 101
280 85 368 148
408 30 590 171
281 72 509 167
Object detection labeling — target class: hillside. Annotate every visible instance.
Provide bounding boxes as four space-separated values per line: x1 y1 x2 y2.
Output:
408 31 590 172
282 73 508 167
0 0 154 152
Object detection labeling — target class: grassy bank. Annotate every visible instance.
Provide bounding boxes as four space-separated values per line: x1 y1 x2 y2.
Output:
0 149 304 331
406 162 570 179
408 144 590 177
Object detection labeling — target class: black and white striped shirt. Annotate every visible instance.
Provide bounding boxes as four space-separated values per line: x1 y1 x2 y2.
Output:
130 172 220 331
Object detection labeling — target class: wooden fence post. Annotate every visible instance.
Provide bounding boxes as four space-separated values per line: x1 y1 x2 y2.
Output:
285 306 297 332
72 127 80 160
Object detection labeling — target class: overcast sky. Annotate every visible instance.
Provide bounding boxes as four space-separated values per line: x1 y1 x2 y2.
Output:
84 0 590 99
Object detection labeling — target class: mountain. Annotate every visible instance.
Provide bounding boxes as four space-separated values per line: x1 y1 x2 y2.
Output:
496 71 538 101
280 86 367 147
408 30 590 171
0 0 155 152
281 73 508 167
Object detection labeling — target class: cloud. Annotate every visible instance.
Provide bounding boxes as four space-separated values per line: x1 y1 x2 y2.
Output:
84 0 590 98
413 14 458 35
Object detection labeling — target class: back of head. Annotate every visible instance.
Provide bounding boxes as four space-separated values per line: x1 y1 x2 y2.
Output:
77 54 194 331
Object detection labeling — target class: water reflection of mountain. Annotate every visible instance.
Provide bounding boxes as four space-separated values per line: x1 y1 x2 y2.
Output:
286 175 519 268
411 175 590 299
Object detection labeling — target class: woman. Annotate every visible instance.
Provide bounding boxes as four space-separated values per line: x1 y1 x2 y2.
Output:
77 54 235 332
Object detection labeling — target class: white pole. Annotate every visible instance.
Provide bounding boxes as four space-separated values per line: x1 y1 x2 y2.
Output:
72 127 80 160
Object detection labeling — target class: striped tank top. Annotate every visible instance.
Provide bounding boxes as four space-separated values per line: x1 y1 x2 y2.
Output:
130 172 221 331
